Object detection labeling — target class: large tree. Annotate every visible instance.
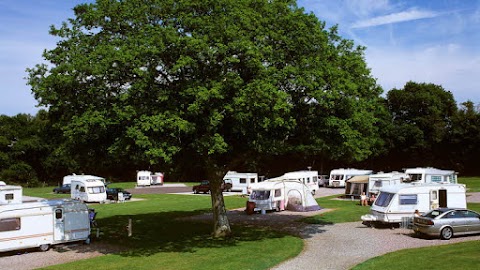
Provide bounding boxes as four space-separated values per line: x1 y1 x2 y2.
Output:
28 0 383 237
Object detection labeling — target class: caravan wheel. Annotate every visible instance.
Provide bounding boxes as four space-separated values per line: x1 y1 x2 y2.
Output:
39 244 50 252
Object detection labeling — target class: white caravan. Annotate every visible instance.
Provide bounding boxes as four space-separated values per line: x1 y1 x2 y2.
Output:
248 178 320 212
404 167 457 184
328 168 373 188
0 199 91 253
281 170 319 195
223 171 258 193
0 182 22 204
63 174 106 185
71 177 107 203
368 171 409 195
361 183 467 226
137 170 164 186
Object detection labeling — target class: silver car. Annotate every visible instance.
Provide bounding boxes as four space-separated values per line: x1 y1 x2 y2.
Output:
413 208 480 240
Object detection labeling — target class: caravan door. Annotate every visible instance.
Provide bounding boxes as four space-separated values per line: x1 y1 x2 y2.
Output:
438 189 447 208
53 208 65 241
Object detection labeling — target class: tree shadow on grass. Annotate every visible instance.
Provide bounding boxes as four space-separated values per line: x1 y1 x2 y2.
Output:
93 208 334 257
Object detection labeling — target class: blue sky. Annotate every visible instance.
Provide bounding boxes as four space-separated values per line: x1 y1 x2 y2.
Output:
1 0 479 116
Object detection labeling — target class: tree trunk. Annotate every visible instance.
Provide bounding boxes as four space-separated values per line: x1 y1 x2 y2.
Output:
206 165 232 238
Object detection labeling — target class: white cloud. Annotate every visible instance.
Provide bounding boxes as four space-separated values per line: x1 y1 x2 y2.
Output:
351 9 440 29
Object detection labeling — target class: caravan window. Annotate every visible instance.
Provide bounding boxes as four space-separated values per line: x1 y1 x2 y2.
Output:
399 194 417 205
274 189 281 197
431 175 442 182
5 193 14 200
250 178 255 183
80 186 85 192
331 175 344 180
240 178 247 184
251 190 270 200
374 181 382 188
408 174 422 182
55 209 63 219
0 218 20 232
375 192 394 207
88 186 105 194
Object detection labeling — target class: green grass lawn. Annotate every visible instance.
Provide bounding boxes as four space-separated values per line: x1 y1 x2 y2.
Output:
459 177 480 192
23 189 302 270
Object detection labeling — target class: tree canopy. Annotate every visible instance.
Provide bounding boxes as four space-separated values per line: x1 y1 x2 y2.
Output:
27 0 385 236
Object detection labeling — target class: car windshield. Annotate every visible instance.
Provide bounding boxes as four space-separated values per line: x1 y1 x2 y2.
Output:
201 181 209 185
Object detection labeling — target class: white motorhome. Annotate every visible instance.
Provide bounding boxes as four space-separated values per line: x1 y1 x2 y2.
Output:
222 171 258 193
361 183 467 226
71 177 107 203
368 171 409 195
137 170 164 186
404 167 457 184
281 170 319 195
0 199 91 253
248 178 320 212
328 168 373 188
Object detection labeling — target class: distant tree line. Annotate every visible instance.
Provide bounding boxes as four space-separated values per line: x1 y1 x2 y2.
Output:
1 81 479 186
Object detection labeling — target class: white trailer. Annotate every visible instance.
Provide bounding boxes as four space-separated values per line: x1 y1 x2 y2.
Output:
0 199 91 253
328 168 373 188
222 171 258 193
361 183 467 226
136 170 164 186
248 178 320 212
368 171 409 195
404 167 457 184
0 182 22 204
71 177 107 203
63 174 106 185
281 170 319 195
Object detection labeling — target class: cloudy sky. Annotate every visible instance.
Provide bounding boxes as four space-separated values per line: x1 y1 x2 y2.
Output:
1 0 479 116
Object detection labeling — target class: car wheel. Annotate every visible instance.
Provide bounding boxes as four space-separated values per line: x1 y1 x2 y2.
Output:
39 244 50 252
441 227 453 240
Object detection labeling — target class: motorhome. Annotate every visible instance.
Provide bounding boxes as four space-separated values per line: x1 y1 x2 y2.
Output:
361 183 467 226
328 168 373 188
71 178 107 203
281 170 319 195
368 171 409 195
247 178 320 212
404 167 457 184
136 170 164 186
0 198 91 253
222 171 258 193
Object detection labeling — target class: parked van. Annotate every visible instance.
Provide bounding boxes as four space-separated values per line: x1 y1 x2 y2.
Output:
71 177 107 203
248 178 320 212
361 183 467 226
368 171 409 195
0 199 91 253
404 167 457 184
136 170 164 186
328 168 373 188
222 171 258 194
281 170 319 195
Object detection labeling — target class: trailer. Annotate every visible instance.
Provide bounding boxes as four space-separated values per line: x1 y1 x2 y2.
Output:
328 168 373 188
137 170 164 187
281 170 319 195
63 174 106 185
361 183 467 227
0 199 91 253
404 167 457 184
368 171 409 195
0 182 22 204
247 178 320 212
71 177 107 203
222 171 258 194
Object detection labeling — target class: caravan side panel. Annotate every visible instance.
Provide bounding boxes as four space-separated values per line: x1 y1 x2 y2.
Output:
0 209 54 252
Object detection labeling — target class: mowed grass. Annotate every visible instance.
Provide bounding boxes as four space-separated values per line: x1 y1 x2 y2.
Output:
459 177 480 192
21 187 302 270
352 240 480 270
